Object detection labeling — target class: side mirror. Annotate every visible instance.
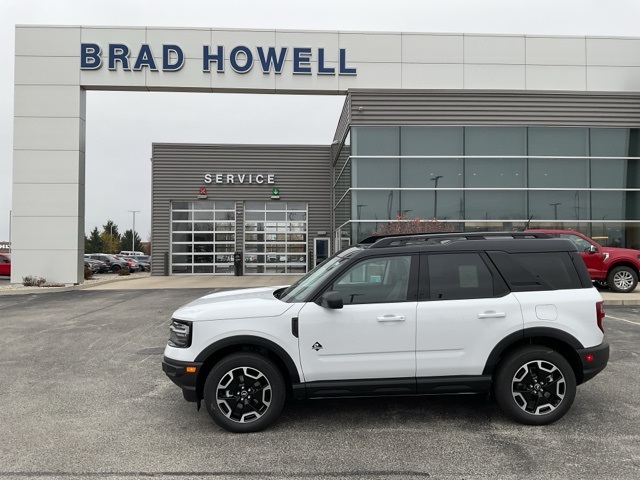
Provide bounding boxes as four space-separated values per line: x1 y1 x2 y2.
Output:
320 291 343 309
588 245 598 253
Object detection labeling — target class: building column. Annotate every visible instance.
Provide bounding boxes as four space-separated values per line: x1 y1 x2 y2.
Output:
11 26 85 284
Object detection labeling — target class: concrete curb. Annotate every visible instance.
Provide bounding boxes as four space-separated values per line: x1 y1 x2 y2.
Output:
0 273 151 296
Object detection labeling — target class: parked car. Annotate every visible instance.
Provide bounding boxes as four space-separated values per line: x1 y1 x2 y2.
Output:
84 260 99 274
525 229 640 293
84 258 108 273
163 231 608 433
86 254 127 273
125 257 149 271
120 250 145 257
121 257 140 272
0 253 10 276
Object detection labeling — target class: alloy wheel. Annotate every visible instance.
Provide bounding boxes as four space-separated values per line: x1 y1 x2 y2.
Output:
216 366 272 423
511 360 566 415
613 270 635 291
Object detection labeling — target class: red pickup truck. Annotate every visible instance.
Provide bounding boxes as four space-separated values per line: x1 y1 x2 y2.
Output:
0 253 10 276
526 229 640 293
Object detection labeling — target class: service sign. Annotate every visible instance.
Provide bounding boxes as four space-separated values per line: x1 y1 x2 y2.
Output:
204 173 276 185
80 43 357 76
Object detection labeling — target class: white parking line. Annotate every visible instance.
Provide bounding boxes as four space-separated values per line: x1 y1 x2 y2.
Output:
606 315 640 325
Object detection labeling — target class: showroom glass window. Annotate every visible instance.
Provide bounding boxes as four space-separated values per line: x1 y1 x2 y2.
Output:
464 127 526 220
401 126 463 220
338 126 640 247
350 127 400 240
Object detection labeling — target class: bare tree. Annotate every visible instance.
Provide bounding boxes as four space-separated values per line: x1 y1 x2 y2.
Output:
373 215 456 236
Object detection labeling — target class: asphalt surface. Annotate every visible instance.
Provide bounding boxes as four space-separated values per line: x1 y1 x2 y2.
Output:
0 289 638 480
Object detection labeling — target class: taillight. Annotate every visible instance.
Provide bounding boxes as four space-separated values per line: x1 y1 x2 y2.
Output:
596 301 605 333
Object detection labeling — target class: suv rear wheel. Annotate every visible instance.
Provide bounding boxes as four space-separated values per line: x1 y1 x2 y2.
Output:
606 265 638 293
203 353 285 433
494 346 576 425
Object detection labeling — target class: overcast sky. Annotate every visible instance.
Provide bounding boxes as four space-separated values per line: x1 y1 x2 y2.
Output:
1 0 639 242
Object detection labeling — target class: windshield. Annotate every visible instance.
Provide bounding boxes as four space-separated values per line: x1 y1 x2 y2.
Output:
279 246 361 303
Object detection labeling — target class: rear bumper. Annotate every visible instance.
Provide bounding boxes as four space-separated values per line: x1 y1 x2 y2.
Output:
577 341 609 384
162 356 203 402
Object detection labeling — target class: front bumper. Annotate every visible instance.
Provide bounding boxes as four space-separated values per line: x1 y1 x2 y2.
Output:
162 356 203 402
577 341 609 383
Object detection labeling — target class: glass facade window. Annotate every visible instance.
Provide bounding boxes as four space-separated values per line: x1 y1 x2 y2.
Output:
528 191 590 220
465 191 526 220
335 126 640 248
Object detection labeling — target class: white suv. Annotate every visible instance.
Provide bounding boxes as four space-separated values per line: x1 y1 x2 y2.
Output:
163 232 609 433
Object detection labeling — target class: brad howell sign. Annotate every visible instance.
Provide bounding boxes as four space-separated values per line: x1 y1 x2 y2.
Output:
80 43 357 75
204 173 275 184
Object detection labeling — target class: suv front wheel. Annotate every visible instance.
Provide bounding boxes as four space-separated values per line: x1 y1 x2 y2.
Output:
606 265 638 293
203 353 286 433
494 346 576 425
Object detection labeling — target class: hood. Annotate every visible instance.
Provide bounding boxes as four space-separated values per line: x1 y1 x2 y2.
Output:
601 246 640 254
172 286 295 322
600 246 640 263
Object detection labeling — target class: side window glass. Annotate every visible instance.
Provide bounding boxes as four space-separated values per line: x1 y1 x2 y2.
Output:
488 251 582 291
560 234 592 252
332 256 412 304
428 253 494 300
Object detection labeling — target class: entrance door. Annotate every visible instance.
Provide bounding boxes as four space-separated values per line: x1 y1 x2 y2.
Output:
313 238 329 267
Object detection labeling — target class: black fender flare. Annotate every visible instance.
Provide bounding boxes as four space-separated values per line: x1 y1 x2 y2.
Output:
194 335 301 384
482 327 585 376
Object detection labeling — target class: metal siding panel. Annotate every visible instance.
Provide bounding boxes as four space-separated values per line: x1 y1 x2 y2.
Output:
333 94 352 145
346 90 640 127
151 143 331 275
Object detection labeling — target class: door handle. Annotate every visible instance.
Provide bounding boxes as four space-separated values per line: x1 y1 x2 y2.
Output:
477 311 506 319
377 315 406 322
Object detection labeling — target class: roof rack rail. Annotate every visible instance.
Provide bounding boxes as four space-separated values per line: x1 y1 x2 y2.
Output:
364 231 553 249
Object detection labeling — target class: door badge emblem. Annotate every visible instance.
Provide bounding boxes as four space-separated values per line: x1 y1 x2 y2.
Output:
312 342 323 351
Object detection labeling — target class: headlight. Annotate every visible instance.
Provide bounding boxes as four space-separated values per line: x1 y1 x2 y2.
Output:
168 319 192 348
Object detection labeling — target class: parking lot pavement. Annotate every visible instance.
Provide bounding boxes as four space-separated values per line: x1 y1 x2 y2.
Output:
0 291 639 479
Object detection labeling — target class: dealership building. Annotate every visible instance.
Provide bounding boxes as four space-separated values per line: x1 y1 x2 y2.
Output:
11 26 640 283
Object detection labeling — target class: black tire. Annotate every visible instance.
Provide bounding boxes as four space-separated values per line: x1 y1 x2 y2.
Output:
203 353 286 433
606 266 638 293
592 280 608 290
494 346 576 425
111 265 121 273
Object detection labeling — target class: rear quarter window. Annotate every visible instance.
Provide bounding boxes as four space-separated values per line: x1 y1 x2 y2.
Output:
488 251 583 291
424 253 505 300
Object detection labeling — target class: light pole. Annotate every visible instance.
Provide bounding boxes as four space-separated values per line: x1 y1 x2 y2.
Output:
128 210 140 251
430 175 443 218
356 204 367 241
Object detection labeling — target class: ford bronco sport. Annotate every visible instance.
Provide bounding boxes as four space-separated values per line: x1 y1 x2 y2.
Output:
163 232 609 432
